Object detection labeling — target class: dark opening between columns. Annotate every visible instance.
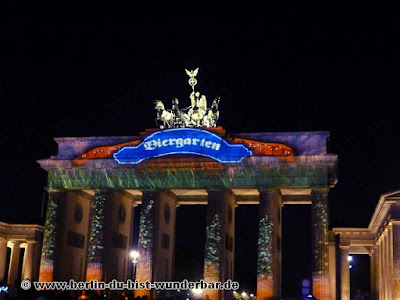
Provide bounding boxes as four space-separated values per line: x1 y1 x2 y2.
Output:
282 205 312 298
235 205 258 294
349 254 370 299
174 205 207 282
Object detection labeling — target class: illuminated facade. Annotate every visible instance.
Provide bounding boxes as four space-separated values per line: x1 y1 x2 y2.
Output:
38 127 338 300
37 68 338 299
0 222 44 285
331 191 400 300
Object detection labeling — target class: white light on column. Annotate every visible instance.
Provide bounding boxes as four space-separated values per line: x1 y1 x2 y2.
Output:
130 250 140 265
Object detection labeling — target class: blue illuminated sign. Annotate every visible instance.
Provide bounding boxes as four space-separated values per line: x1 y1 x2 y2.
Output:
113 128 253 164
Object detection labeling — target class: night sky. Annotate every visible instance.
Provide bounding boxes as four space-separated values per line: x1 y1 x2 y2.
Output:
1 2 400 297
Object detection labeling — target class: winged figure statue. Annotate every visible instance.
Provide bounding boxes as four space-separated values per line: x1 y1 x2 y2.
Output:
185 68 199 78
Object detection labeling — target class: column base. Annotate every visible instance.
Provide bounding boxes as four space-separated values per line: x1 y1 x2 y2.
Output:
86 262 103 281
38 257 54 282
257 275 276 300
313 274 329 300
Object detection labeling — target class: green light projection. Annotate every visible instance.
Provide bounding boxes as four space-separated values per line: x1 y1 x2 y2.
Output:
138 199 154 251
257 215 274 276
87 192 106 263
204 213 221 283
39 194 59 281
136 198 154 282
46 163 330 191
312 191 329 275
41 195 58 260
204 214 221 266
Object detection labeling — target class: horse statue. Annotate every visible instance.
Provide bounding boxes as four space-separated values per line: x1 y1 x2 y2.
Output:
154 100 175 129
205 97 220 127
154 90 220 128
171 98 190 127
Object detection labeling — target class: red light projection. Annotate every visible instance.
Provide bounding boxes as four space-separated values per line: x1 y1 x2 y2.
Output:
72 130 295 165
72 140 141 166
229 138 295 162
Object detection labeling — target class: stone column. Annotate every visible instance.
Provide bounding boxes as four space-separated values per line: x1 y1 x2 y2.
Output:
256 189 282 300
135 190 177 299
0 238 7 284
376 242 382 300
32 229 44 282
22 242 36 280
388 225 394 299
340 245 350 300
7 241 21 286
39 191 64 282
152 190 177 282
393 221 400 300
311 188 330 300
86 191 107 281
370 247 377 300
101 190 135 282
383 229 391 300
382 231 388 300
135 191 155 299
328 233 337 300
203 190 236 300
378 240 384 300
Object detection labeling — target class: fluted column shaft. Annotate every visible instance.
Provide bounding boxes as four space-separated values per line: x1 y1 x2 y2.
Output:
393 222 400 300
256 189 282 300
311 189 330 300
135 191 156 299
203 190 236 300
388 225 394 299
39 192 62 282
0 239 7 283
86 191 107 281
379 240 384 300
7 241 21 285
340 246 350 300
22 242 35 280
370 247 377 300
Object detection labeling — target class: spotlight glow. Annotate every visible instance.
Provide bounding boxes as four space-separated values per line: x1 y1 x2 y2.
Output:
192 288 203 295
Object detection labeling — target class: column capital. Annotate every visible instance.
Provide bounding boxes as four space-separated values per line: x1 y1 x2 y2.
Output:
339 244 351 250
370 245 378 254
81 189 96 196
9 240 22 247
47 189 66 195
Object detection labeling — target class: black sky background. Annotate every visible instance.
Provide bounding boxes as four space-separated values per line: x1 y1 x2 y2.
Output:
1 2 400 297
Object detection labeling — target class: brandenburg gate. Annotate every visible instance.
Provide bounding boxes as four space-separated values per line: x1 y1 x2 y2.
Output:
37 69 338 299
